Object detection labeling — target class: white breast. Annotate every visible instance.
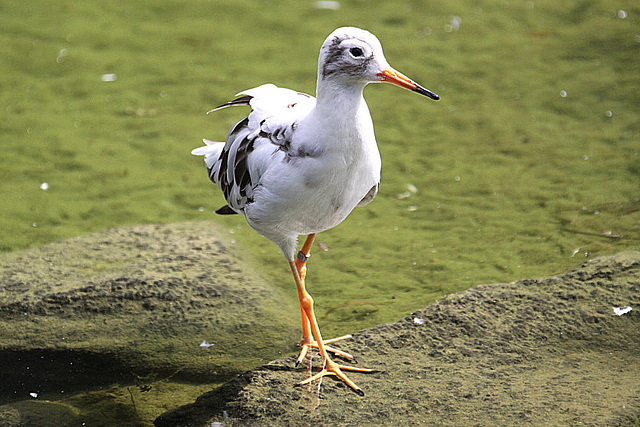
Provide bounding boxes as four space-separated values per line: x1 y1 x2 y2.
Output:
245 100 381 238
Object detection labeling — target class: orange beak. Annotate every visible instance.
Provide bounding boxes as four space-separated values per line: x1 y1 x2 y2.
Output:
378 68 439 100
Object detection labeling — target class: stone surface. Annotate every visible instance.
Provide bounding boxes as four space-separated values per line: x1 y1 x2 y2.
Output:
155 252 640 426
0 222 299 402
1 223 638 426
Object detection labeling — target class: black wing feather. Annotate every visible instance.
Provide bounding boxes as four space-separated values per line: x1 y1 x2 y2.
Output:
208 95 253 113
215 205 237 215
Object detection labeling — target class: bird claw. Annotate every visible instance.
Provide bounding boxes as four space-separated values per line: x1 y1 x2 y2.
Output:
297 357 373 396
296 334 355 365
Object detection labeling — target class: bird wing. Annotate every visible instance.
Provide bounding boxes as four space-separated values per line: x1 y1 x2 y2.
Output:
192 84 316 214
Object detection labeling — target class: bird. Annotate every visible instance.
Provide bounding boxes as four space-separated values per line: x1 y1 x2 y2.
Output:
192 27 439 395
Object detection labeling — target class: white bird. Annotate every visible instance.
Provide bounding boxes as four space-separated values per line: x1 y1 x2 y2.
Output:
192 27 439 395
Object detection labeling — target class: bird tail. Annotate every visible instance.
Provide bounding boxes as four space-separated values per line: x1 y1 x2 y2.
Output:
191 139 224 170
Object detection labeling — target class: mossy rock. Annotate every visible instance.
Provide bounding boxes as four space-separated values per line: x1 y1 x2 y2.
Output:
156 251 640 426
0 222 299 400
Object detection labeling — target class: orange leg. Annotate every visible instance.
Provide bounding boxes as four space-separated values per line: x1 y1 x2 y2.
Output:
289 234 374 395
294 234 354 364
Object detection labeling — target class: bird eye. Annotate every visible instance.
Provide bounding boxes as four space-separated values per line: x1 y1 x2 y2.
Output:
349 47 364 58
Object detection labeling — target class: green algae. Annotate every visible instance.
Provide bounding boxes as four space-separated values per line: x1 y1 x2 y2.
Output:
1 0 639 370
0 382 222 427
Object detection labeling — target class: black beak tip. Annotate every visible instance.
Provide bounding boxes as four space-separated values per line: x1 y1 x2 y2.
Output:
413 85 439 101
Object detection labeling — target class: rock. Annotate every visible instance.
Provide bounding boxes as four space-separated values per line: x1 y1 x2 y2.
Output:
0 222 299 402
0 400 81 426
155 252 640 426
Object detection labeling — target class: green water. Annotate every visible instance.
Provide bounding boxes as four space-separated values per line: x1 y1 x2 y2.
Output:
2 0 638 358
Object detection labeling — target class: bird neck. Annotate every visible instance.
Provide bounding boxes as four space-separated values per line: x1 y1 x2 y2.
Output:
314 77 367 121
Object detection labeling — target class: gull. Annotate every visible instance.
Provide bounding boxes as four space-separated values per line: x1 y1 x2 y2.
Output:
192 27 439 395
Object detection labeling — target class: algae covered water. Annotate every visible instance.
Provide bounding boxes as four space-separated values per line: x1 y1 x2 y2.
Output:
1 0 639 422
3 0 637 335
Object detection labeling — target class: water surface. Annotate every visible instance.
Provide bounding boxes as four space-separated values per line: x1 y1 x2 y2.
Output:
1 0 638 422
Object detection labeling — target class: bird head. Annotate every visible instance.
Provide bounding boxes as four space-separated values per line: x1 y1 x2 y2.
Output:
318 27 439 100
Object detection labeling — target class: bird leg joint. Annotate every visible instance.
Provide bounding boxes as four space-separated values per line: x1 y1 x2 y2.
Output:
295 251 310 280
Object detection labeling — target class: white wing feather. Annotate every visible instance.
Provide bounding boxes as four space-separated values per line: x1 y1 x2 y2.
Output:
192 84 315 213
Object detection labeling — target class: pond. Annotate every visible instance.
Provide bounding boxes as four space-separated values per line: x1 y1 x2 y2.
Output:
1 0 638 424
